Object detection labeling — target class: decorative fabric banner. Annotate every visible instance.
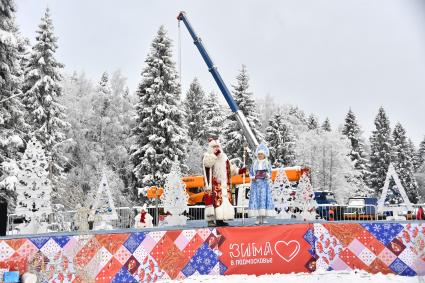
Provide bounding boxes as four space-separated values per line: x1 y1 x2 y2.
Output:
0 222 423 282
314 223 425 276
218 224 316 275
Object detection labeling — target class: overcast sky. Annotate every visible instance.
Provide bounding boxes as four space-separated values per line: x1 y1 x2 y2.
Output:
15 0 425 144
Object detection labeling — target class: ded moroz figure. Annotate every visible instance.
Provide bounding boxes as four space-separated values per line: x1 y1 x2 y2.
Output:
203 137 246 226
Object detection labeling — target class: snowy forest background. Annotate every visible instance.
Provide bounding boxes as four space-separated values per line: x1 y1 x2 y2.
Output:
1 3 424 216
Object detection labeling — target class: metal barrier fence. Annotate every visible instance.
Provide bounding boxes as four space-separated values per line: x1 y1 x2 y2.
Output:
6 203 425 235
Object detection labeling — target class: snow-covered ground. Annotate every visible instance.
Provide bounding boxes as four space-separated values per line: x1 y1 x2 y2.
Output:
165 271 423 283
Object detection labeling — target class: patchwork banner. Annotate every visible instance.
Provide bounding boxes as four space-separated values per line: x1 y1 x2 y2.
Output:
314 222 425 276
218 224 316 275
0 222 423 282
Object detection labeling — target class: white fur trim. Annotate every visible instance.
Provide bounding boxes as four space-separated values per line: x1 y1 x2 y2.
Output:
214 197 235 220
248 209 276 217
205 205 215 221
203 153 217 168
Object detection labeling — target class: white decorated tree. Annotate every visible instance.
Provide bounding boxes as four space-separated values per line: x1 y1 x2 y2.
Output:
15 137 52 230
90 172 118 229
271 169 293 219
377 163 414 220
161 161 189 226
297 173 317 221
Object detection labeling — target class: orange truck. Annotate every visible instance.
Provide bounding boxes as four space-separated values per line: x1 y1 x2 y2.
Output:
147 166 310 205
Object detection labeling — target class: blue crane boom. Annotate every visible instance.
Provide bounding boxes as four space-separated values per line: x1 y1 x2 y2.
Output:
177 11 259 151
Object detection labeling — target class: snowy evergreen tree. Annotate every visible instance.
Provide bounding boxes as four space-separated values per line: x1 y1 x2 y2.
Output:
131 26 187 189
22 8 69 177
15 137 52 219
321 117 331 132
223 65 263 160
184 78 206 142
0 0 27 200
307 114 319 131
203 91 225 138
265 112 296 167
414 136 425 171
391 123 419 203
369 107 392 194
342 109 369 183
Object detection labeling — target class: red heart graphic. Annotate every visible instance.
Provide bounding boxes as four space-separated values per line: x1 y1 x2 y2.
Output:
274 240 300 262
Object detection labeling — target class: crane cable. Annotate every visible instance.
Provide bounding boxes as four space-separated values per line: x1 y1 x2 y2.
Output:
178 20 182 86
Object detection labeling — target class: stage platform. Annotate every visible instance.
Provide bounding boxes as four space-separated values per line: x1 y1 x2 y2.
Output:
0 221 423 282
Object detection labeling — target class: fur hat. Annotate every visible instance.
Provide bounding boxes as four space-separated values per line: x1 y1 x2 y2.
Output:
255 143 270 157
208 137 221 148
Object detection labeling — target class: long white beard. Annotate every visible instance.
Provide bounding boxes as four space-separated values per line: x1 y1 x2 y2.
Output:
212 152 229 186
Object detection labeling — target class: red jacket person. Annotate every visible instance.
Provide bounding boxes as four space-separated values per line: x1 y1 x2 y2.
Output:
202 137 246 226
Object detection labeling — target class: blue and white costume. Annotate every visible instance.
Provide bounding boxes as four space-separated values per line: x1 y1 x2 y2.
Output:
248 144 276 218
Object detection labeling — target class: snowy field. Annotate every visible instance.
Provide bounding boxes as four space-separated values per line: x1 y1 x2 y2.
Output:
165 271 423 283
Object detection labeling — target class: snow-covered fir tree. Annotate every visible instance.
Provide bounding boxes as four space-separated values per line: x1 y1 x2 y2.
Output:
203 91 225 138
0 1 31 213
184 78 206 142
321 117 331 132
222 65 263 160
342 109 369 183
391 123 419 203
265 112 296 167
414 136 425 171
369 107 392 194
0 0 27 205
97 72 112 96
307 114 319 131
15 137 52 219
22 8 69 177
131 26 187 189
